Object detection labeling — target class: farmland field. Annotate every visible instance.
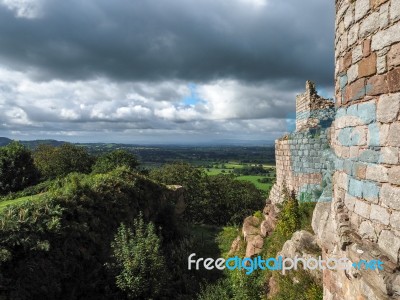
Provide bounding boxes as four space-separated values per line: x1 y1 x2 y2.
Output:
201 161 275 192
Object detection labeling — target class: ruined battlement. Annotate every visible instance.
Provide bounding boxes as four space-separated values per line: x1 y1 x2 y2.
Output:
295 81 335 132
269 82 335 206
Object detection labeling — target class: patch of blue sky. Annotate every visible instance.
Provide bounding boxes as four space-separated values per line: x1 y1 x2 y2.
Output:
182 83 204 106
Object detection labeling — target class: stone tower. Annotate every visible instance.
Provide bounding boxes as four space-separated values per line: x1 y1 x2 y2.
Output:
317 0 400 298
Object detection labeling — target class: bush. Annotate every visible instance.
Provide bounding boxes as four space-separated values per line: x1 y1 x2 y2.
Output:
33 143 93 179
92 150 139 174
150 163 264 225
198 279 233 300
109 216 168 299
0 142 38 194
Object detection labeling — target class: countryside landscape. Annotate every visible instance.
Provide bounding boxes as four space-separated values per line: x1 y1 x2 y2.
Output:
1 0 400 299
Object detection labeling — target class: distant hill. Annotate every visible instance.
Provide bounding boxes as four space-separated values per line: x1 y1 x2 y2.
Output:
20 139 65 148
0 137 65 149
0 137 12 147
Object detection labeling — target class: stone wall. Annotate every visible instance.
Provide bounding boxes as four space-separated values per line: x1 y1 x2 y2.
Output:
315 0 400 299
239 1 400 297
269 82 335 205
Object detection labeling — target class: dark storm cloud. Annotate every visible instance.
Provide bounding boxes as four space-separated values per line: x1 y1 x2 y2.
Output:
0 0 334 86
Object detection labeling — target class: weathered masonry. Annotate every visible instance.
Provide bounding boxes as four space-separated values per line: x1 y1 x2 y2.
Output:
315 0 400 299
267 0 400 298
268 81 335 206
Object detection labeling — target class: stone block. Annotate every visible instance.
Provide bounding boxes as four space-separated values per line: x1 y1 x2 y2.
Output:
348 64 359 83
388 43 400 67
344 5 354 29
349 177 364 197
344 51 353 70
354 199 371 218
377 55 387 74
360 13 379 38
345 78 366 102
390 0 400 22
357 101 376 124
354 163 367 179
352 45 363 64
381 183 400 210
378 230 400 263
371 23 400 51
371 0 389 9
390 211 400 229
387 122 400 146
363 181 380 203
388 166 400 185
337 172 349 190
366 74 388 95
379 123 390 145
358 53 377 77
344 159 353 174
367 123 380 146
377 93 400 123
380 147 399 164
370 204 390 225
350 146 359 158
359 220 377 241
345 193 356 211
355 0 370 21
379 2 390 28
366 164 388 182
348 23 360 46
388 67 400 92
359 149 380 163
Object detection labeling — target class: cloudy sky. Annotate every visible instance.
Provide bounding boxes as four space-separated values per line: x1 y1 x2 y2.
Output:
0 0 334 144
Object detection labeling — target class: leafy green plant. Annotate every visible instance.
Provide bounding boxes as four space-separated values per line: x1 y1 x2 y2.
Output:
33 143 94 179
0 142 38 195
109 215 168 299
92 149 139 174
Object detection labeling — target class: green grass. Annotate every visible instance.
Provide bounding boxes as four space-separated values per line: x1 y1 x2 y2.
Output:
215 226 242 257
223 163 243 169
236 175 273 191
204 168 234 175
0 194 44 211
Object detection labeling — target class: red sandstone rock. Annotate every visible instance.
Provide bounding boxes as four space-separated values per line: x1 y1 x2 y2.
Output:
388 67 400 92
358 53 377 77
363 39 371 57
343 52 353 70
388 43 400 68
366 74 388 96
345 78 366 102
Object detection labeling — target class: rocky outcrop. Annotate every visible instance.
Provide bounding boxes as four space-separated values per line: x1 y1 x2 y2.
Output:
278 230 322 281
242 216 264 257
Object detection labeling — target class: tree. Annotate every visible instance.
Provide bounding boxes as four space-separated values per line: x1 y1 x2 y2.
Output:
207 174 264 225
0 142 38 194
92 149 139 174
150 163 264 225
110 216 168 299
33 143 93 179
275 188 300 238
149 162 209 223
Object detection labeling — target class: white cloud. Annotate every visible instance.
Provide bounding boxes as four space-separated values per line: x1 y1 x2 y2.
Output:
238 0 268 8
0 0 43 18
0 67 296 142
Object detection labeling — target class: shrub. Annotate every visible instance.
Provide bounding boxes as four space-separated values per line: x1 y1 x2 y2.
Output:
109 216 168 299
33 143 93 179
0 142 38 194
92 149 139 174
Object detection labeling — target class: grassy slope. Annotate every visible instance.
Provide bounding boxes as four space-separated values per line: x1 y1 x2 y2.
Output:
236 175 273 191
0 194 44 211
